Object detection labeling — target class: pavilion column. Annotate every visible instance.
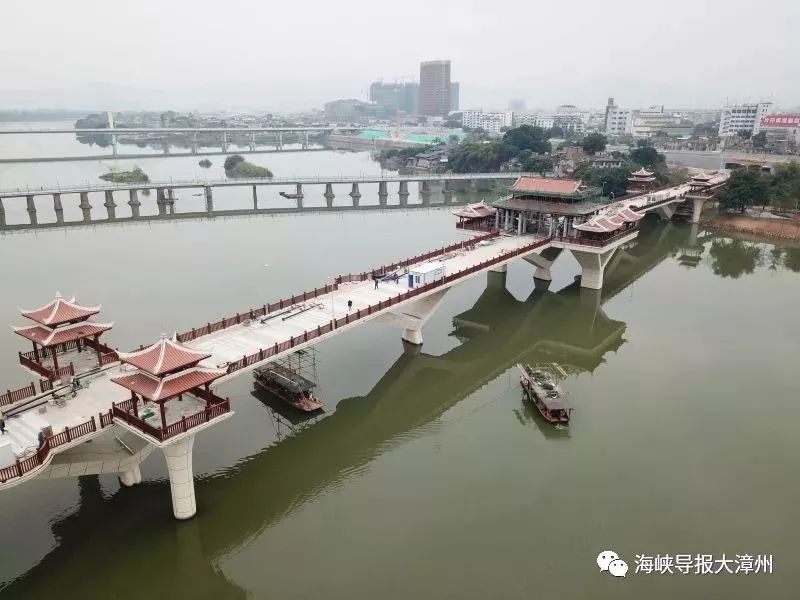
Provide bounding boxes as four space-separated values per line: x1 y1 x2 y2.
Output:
160 402 167 429
204 384 211 408
32 341 40 363
51 347 59 373
162 434 197 520
94 334 102 365
132 393 139 418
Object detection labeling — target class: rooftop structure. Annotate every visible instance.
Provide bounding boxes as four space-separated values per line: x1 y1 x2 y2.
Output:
627 167 657 191
13 293 115 380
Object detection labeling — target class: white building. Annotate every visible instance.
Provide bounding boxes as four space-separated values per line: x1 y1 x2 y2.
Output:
535 115 555 129
630 106 681 138
718 102 774 137
605 108 633 136
462 109 514 133
512 113 539 127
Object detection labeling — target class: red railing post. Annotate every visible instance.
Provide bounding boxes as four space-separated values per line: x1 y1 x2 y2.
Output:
65 427 71 443
91 415 97 431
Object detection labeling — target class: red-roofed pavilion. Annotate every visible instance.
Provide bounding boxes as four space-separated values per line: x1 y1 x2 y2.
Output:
113 334 225 430
13 292 114 378
627 167 657 191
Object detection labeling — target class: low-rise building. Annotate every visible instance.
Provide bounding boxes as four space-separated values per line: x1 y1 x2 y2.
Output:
462 109 514 133
759 114 800 150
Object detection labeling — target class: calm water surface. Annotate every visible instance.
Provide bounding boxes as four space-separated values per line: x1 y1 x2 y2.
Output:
0 128 799 599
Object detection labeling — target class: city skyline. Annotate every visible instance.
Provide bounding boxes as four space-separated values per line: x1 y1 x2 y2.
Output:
0 0 798 112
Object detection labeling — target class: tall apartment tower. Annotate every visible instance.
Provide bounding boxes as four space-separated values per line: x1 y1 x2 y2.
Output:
419 60 451 116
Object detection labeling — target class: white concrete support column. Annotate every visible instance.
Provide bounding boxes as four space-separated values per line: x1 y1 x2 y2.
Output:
571 247 617 290
104 190 117 220
690 198 704 224
26 195 38 225
163 434 197 520
517 211 524 235
655 203 676 221
53 193 64 224
523 247 563 281
79 192 92 222
119 465 142 487
383 288 450 346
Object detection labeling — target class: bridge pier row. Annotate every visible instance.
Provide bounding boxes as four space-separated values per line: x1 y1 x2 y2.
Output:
163 434 197 520
378 181 388 205
26 195 37 225
523 247 563 281
104 190 117 220
252 185 258 210
79 192 92 222
204 186 213 214
119 464 142 487
53 193 64 224
128 189 141 217
571 247 617 290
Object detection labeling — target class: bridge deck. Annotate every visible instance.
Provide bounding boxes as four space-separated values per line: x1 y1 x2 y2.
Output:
185 233 546 371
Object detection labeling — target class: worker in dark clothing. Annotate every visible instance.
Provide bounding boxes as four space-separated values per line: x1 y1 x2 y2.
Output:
374 278 379 289
37 430 46 448
347 300 353 311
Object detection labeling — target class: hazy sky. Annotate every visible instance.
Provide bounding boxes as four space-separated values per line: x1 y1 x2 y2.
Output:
2 0 798 112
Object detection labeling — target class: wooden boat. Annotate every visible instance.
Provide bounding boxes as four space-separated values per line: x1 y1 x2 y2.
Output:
279 191 302 199
253 363 323 412
516 363 571 425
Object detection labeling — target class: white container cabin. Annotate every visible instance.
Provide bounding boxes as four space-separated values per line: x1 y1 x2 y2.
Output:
408 261 446 288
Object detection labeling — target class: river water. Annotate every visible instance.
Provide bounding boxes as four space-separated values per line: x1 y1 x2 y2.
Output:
1 126 799 599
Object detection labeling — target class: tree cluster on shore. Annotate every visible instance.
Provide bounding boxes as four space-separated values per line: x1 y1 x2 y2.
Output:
718 162 800 213
223 155 273 178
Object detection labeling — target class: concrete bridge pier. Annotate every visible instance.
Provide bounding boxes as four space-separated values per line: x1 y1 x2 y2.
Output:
128 189 141 217
119 465 142 487
399 180 409 206
489 263 507 273
690 197 705 223
0 198 5 227
204 186 214 215
79 192 92 222
252 185 258 210
26 195 37 225
350 183 361 206
469 179 478 192
655 203 677 220
163 434 197 520
397 288 450 345
324 183 335 203
420 181 432 203
53 193 64 224
111 134 118 157
303 131 309 149
523 247 563 281
378 181 388 205
104 190 117 220
278 132 283 149
571 247 618 290
156 188 168 216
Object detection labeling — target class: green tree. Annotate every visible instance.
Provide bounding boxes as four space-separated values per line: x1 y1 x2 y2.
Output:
448 141 503 173
582 132 607 155
573 162 634 198
522 156 554 174
224 154 245 171
769 161 800 211
718 167 770 212
629 141 666 170
502 125 551 154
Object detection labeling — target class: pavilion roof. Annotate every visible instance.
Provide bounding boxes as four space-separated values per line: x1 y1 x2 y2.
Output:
631 167 654 176
117 335 211 376
691 171 714 181
111 367 225 403
20 293 100 326
574 207 643 233
493 196 605 216
510 176 584 196
13 321 113 347
451 201 497 219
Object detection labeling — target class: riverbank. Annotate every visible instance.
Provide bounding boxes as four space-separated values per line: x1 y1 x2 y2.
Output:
702 213 800 241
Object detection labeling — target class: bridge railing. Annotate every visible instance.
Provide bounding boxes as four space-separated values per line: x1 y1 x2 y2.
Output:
223 234 551 376
112 396 231 443
551 227 639 248
0 382 37 407
177 231 501 344
0 414 112 484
